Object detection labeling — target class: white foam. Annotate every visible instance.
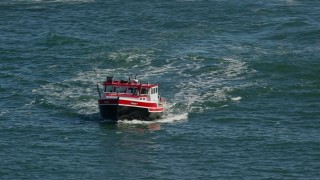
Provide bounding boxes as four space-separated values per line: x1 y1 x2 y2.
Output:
231 96 242 101
116 113 188 126
157 113 188 123
171 56 256 112
118 119 154 125
223 58 248 78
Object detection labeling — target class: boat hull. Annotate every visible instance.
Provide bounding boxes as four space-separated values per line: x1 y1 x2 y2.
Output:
99 104 163 121
99 99 163 121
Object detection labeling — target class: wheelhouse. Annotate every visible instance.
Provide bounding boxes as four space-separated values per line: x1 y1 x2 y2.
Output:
101 77 160 102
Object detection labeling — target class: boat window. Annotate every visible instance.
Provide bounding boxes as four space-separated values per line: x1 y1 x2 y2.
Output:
104 86 113 92
141 88 149 95
115 86 127 93
128 88 137 94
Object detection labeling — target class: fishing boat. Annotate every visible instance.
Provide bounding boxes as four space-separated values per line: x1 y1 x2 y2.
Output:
97 76 166 121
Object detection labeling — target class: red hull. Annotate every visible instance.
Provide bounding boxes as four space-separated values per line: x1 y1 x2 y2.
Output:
98 98 164 121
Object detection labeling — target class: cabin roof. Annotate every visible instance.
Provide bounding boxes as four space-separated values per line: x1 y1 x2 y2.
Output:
102 80 158 88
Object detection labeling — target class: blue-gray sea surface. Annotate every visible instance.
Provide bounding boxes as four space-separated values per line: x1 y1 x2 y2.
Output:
1 0 320 179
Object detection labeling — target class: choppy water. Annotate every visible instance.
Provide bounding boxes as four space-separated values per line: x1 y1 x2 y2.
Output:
1 0 320 179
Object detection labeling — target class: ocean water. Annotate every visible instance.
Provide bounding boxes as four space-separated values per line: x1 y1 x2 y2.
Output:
1 0 320 179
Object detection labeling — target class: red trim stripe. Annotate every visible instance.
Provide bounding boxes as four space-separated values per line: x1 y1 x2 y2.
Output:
98 98 165 113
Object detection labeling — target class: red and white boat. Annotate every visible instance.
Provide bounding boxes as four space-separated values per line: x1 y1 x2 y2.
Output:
97 76 166 121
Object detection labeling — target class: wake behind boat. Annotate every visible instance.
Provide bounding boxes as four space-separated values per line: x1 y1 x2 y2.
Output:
97 76 166 121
